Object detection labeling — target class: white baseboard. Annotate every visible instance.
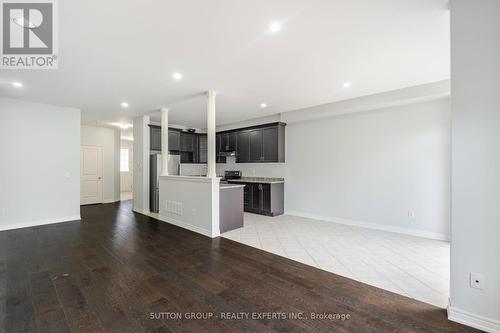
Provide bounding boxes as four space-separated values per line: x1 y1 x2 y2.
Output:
132 208 150 215
133 208 218 238
448 306 500 333
103 198 120 204
285 210 450 241
157 214 218 238
0 215 81 232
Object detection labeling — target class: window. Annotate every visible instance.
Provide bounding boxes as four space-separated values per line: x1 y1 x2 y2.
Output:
120 148 129 172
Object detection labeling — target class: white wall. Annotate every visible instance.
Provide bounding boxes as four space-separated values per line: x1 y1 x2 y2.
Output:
285 98 451 240
158 176 219 237
81 126 121 203
0 98 80 231
449 1 500 331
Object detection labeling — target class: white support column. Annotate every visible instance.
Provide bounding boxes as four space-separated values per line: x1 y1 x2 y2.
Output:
160 108 169 176
206 90 217 178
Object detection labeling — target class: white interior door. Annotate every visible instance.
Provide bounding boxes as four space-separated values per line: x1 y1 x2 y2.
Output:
81 145 103 205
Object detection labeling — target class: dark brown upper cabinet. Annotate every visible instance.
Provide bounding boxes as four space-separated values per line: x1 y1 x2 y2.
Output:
149 125 181 151
262 126 279 161
235 123 285 163
249 129 263 162
198 134 207 164
180 132 195 152
151 122 285 164
216 133 227 163
220 132 237 151
150 126 161 151
149 125 181 152
168 130 180 151
236 131 250 163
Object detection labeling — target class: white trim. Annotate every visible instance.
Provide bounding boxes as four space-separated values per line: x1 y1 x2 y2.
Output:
285 210 450 241
210 180 220 237
160 108 169 176
132 208 150 215
103 198 120 204
448 306 500 333
133 209 219 238
158 214 219 238
0 215 81 232
206 89 217 179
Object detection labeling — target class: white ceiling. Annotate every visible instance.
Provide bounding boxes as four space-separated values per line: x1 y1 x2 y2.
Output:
0 0 450 129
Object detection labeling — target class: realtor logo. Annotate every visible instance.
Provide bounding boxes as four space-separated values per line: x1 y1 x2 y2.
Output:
1 0 58 69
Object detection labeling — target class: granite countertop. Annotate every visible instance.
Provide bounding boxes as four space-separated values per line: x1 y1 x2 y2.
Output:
220 183 245 190
227 177 285 184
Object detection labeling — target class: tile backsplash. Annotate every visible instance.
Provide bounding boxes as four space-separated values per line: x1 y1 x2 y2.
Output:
218 156 285 178
179 156 285 178
179 163 207 176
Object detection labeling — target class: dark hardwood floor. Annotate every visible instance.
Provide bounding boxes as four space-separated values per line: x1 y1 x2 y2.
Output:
0 201 477 333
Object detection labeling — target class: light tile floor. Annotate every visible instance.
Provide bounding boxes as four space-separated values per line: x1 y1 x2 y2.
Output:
222 213 450 308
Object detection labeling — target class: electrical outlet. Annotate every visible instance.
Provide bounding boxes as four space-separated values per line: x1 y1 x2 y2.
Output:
408 210 415 219
192 208 196 216
0 208 5 216
470 272 485 290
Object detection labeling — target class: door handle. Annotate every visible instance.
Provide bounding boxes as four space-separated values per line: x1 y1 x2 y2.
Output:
98 177 102 180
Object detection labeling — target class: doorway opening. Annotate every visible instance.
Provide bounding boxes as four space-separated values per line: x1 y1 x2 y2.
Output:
120 139 133 201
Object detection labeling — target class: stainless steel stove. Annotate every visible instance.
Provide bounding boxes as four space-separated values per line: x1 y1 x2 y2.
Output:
222 170 242 181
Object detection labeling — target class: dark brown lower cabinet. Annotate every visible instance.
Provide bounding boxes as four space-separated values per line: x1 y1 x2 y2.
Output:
229 181 284 216
243 184 251 210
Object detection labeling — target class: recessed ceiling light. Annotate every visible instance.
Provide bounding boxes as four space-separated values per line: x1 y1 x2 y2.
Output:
12 81 23 88
111 122 133 129
269 22 282 33
260 103 267 108
173 72 183 80
121 102 129 108
343 82 352 88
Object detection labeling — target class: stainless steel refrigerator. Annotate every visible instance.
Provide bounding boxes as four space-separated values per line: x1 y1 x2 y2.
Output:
150 153 180 212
